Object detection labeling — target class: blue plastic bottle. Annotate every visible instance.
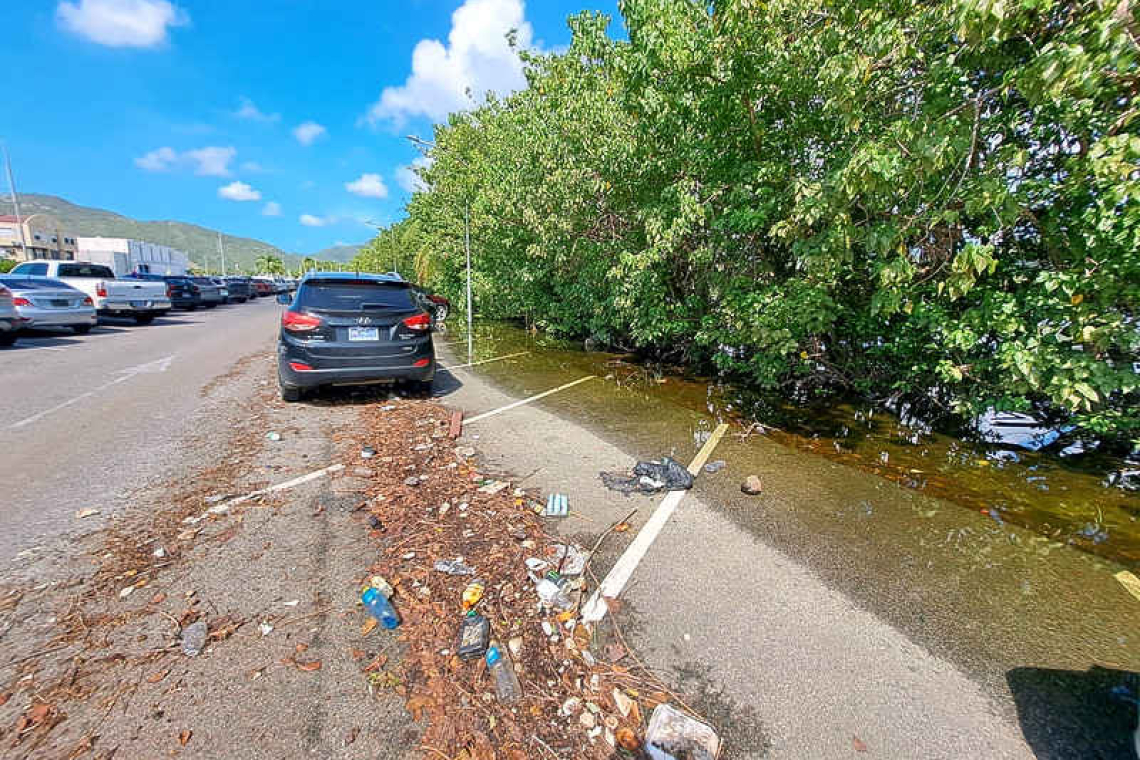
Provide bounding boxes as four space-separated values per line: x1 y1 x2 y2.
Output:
361 587 400 629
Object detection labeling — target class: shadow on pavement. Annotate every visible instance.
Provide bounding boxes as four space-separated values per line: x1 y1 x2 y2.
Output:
1006 665 1138 759
299 371 462 408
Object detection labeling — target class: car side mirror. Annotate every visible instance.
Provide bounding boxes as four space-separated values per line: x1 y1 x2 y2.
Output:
276 293 292 305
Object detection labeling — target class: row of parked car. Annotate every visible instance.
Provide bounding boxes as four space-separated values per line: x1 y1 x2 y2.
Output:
0 258 295 347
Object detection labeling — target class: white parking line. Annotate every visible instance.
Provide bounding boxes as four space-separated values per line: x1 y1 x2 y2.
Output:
440 351 530 371
9 355 174 429
185 463 347 523
463 375 597 424
581 422 729 624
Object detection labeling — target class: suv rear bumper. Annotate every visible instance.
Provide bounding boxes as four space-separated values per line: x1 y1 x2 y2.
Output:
277 341 435 389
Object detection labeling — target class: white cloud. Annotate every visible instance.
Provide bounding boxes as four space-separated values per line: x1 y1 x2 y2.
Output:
345 173 389 199
395 156 432 193
235 97 279 123
185 146 236 177
262 201 282 216
241 161 266 173
362 0 532 126
217 181 261 202
56 0 188 48
292 121 327 146
134 146 178 171
134 145 235 176
299 213 332 227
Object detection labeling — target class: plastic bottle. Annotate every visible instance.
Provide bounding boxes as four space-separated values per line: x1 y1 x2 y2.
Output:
362 587 400 629
485 642 522 703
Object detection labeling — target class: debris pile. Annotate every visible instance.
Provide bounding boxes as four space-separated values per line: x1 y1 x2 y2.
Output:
353 401 710 758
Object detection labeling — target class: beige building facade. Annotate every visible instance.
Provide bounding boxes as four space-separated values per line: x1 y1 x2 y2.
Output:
0 213 78 261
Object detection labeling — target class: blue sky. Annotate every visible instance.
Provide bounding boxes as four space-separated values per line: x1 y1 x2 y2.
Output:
1 0 620 254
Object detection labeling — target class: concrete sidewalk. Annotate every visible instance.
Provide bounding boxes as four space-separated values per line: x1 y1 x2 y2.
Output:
436 345 1037 759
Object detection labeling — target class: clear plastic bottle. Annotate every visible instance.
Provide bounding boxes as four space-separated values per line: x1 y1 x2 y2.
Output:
485 642 522 703
362 587 400 629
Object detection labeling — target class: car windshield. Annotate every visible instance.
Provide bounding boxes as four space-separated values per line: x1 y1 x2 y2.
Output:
58 264 115 278
0 277 75 290
296 281 416 312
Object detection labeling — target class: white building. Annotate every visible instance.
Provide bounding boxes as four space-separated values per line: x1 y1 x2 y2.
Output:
77 237 190 276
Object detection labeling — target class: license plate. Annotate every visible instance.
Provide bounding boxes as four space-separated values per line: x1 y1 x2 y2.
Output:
131 300 150 309
347 327 379 341
51 299 69 307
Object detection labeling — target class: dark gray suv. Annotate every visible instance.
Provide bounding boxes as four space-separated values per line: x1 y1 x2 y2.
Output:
276 272 435 401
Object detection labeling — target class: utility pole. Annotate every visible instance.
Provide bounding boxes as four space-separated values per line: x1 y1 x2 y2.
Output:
465 200 473 362
2 143 29 258
216 232 226 275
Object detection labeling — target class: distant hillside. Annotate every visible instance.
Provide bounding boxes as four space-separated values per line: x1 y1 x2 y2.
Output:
0 193 305 273
312 243 364 262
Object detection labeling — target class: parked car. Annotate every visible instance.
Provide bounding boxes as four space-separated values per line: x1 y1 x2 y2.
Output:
0 276 96 333
10 260 170 324
251 278 275 298
126 273 203 310
223 276 253 303
0 283 19 347
276 272 435 401
209 277 230 303
410 285 451 322
187 277 224 308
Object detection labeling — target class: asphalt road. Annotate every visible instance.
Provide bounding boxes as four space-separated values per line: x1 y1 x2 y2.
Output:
0 299 280 565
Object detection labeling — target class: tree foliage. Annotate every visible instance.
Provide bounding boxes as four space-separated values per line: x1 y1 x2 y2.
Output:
366 0 1140 443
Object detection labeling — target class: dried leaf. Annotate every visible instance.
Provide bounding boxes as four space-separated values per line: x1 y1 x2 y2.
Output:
146 670 169 684
178 729 192 746
150 592 167 605
603 596 623 615
364 653 389 673
0 693 9 707
603 643 627 663
350 648 366 660
613 522 631 532
616 727 639 751
27 703 52 725
361 617 378 636
295 643 309 654
852 735 868 752
296 660 322 672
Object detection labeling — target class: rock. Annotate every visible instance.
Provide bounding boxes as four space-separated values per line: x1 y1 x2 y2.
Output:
404 476 421 487
181 621 208 657
703 460 727 474
351 467 374 478
741 475 763 495
75 508 101 519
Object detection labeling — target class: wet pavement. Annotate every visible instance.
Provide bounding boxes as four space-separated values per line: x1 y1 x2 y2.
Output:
436 320 1140 758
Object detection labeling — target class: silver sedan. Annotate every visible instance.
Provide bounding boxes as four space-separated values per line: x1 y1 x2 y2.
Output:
0 276 97 334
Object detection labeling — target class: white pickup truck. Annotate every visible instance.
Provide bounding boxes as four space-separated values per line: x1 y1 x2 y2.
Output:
10 260 171 324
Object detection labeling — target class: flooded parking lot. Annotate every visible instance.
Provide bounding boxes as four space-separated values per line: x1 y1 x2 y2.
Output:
440 321 1140 757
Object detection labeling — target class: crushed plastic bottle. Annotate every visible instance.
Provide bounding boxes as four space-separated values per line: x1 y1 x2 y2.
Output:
434 558 475 576
362 587 400 629
644 703 720 760
485 642 522 703
536 572 575 611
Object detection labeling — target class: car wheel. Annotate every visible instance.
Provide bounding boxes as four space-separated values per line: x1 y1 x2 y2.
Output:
72 324 93 335
434 304 449 321
0 332 16 347
134 314 155 325
280 384 303 402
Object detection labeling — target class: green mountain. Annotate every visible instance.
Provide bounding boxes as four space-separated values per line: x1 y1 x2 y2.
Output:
312 243 364 262
0 193 364 272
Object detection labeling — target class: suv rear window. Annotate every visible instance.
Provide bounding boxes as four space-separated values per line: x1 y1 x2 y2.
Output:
297 281 416 312
59 263 115 278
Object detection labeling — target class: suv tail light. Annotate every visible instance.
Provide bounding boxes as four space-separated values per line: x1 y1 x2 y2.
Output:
402 312 431 332
83 296 94 306
282 310 322 332
166 285 173 299
12 296 31 307
95 282 107 298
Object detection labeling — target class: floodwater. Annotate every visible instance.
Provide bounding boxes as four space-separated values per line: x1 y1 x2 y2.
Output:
438 320 1140 755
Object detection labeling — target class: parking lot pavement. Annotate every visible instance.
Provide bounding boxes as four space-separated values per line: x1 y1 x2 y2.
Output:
0 300 281 567
434 344 1043 760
